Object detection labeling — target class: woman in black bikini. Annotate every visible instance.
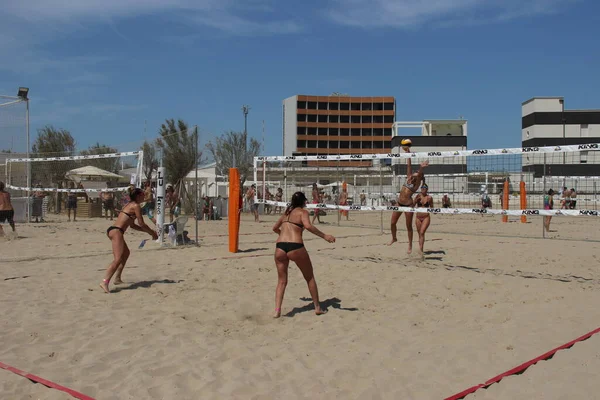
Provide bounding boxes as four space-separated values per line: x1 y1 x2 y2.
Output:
388 149 429 254
414 183 433 260
271 191 336 318
100 187 158 294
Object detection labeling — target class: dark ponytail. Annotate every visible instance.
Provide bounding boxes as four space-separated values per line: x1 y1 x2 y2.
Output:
285 191 307 215
128 187 144 202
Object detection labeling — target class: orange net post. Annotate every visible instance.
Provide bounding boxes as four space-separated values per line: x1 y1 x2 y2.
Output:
228 168 240 253
520 181 527 223
502 180 510 223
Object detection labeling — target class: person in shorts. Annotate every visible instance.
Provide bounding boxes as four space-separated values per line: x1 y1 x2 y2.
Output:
0 181 16 237
66 181 78 222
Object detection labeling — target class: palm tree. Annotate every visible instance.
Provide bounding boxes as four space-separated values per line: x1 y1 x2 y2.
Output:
155 119 201 213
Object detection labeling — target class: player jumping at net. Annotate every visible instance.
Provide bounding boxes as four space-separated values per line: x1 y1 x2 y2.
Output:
272 191 336 318
100 187 158 294
0 181 16 239
414 183 433 260
388 139 429 254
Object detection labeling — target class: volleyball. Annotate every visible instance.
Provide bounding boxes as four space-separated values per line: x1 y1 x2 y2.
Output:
401 138 412 151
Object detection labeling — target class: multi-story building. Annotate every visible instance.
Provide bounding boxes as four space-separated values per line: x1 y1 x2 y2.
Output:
282 94 396 165
522 97 600 176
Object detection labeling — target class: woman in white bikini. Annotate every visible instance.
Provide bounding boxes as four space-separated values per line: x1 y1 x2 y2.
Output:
388 146 429 254
271 192 335 318
414 183 433 259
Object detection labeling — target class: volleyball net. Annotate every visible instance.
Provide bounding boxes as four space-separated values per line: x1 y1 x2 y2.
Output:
253 144 600 226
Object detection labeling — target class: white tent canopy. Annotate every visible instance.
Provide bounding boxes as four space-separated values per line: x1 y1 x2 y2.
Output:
324 181 353 187
66 166 123 181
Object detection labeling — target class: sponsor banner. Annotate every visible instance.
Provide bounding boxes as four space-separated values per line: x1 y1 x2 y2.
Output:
255 143 600 163
257 199 599 217
6 151 139 163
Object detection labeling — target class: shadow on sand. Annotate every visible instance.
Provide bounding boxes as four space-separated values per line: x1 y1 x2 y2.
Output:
285 297 358 317
113 279 183 292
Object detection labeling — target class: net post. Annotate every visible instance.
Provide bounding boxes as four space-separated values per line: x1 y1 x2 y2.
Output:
520 180 527 223
502 180 509 223
25 99 31 223
156 166 166 246
379 161 383 235
228 168 241 253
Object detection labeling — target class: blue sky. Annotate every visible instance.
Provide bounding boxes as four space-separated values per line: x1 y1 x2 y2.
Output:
1 0 598 157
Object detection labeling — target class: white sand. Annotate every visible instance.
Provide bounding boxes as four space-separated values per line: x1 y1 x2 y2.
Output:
1 212 600 399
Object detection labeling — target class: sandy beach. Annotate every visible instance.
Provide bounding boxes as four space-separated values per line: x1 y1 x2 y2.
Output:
2 211 600 399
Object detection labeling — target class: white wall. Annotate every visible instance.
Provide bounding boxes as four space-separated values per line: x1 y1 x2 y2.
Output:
282 96 298 156
522 98 563 116
429 122 466 137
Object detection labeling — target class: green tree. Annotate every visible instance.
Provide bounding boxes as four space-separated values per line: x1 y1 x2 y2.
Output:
80 142 120 172
31 125 77 187
155 119 201 213
205 130 261 186
141 140 158 182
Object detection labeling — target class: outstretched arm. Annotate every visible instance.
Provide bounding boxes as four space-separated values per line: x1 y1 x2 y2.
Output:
301 209 335 243
133 204 157 239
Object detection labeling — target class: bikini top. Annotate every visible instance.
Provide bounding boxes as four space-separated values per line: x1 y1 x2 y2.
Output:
416 196 432 208
403 181 417 193
120 210 136 220
285 214 304 230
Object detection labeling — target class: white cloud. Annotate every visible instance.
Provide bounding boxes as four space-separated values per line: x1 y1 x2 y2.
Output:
326 0 577 28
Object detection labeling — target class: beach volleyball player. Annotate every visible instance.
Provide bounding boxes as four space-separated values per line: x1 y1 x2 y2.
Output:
100 187 158 294
388 139 429 254
272 192 336 318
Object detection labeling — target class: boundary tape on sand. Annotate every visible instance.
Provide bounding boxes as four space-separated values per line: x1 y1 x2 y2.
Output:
445 326 600 400
0 361 94 400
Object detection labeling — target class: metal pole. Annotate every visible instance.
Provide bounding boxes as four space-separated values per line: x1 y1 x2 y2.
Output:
380 162 384 235
195 126 198 246
26 99 31 222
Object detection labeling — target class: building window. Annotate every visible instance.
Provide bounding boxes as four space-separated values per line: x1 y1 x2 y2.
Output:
373 115 384 123
307 114 317 123
340 141 350 149
384 102 394 111
340 102 350 110
350 102 361 111
317 128 328 135
373 103 384 111
329 102 339 110
351 115 361 124
307 140 317 148
318 102 328 110
329 128 339 136
340 128 350 136
297 101 306 109
329 115 339 123
362 103 372 111
373 128 383 136
362 115 372 124
297 114 305 122
362 128 372 136
340 115 350 123
384 141 391 149
318 114 328 123
581 124 589 137
318 140 328 148
383 115 394 123
351 141 361 149
351 128 361 136
373 141 383 149
581 151 588 163
383 128 392 136
297 127 306 135
297 140 306 148
307 127 317 135
307 101 317 109
363 141 372 149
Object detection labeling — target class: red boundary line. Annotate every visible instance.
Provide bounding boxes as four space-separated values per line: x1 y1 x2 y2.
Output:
445 326 600 400
0 361 94 400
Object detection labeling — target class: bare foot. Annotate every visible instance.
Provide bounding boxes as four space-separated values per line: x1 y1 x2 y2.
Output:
407 247 412 255
418 250 425 261
315 308 327 316
99 282 110 294
114 279 124 285
273 308 281 318
387 238 397 246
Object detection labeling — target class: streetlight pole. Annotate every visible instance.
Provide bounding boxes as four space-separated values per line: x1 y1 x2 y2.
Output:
242 105 250 153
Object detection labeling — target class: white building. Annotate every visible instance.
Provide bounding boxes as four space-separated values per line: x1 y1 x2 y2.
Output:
390 119 468 175
522 97 600 176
